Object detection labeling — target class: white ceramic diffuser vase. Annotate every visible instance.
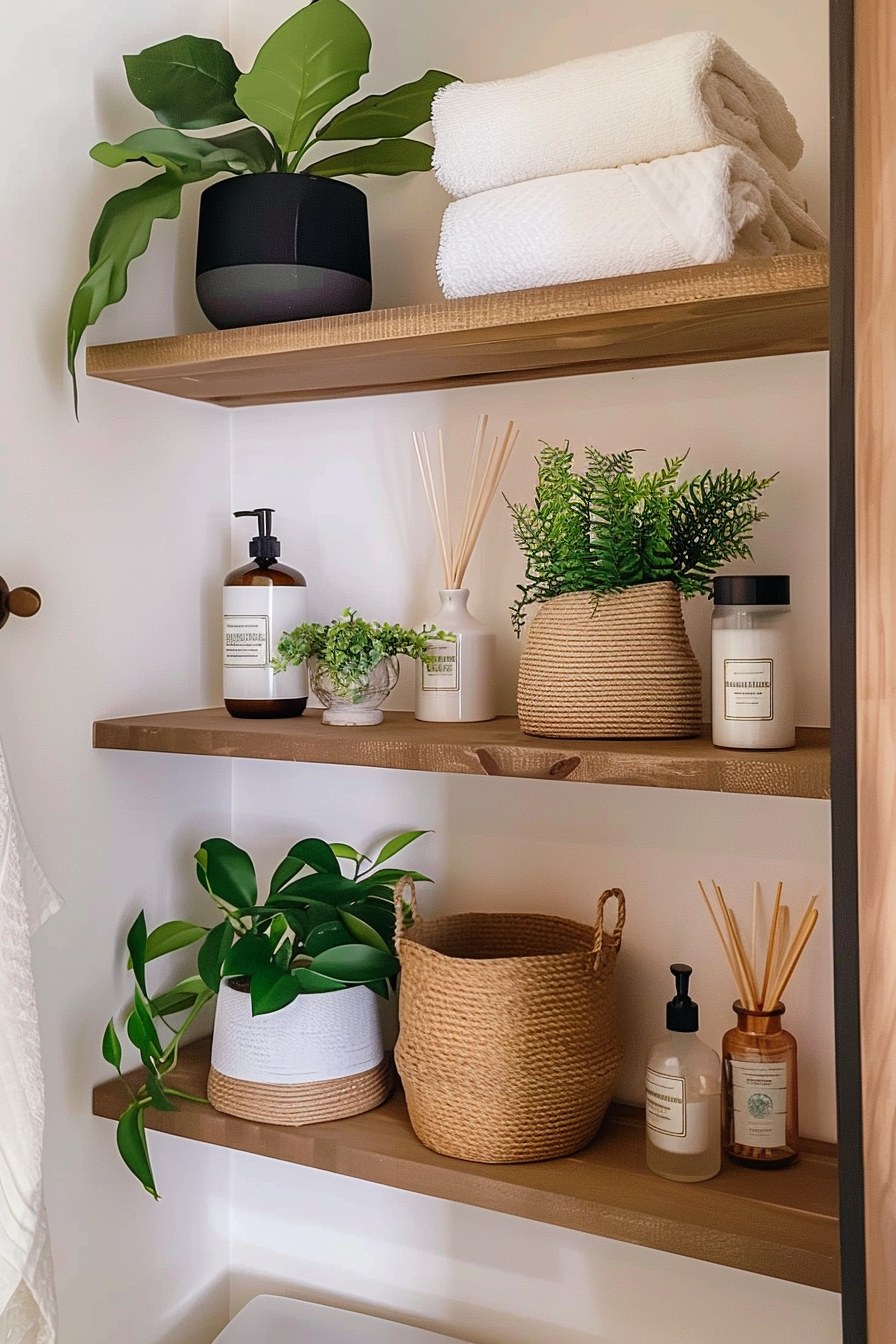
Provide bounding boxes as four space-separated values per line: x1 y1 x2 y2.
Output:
416 589 495 722
412 417 518 725
208 981 392 1125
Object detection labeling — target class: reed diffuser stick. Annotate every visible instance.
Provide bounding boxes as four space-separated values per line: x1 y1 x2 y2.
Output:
768 909 819 1007
759 880 784 1007
698 879 820 1012
699 881 750 1006
714 883 757 1010
413 418 518 590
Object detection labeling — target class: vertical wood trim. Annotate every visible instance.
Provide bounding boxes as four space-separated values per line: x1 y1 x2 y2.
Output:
830 0 867 1339
854 0 896 1335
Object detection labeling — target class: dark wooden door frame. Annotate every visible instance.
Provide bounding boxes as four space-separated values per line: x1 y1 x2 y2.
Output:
830 0 867 1339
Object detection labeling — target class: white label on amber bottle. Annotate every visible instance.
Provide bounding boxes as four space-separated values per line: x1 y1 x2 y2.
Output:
646 1068 686 1137
724 658 774 721
730 1060 788 1147
420 639 459 692
224 615 270 667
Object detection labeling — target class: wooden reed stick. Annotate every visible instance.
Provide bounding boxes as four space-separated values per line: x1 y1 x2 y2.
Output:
456 425 517 583
413 432 451 584
773 906 790 987
698 881 749 1005
751 881 760 983
768 908 819 1008
438 430 452 572
730 909 760 1009
759 880 784 1008
454 415 487 583
714 882 757 1009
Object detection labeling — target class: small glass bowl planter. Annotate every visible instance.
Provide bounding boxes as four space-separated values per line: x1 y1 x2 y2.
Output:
311 656 400 726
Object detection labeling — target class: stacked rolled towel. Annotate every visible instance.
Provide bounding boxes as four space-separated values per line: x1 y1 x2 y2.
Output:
433 32 826 299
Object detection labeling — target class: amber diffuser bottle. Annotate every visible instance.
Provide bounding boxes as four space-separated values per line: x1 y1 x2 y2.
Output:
723 1002 799 1167
224 508 308 718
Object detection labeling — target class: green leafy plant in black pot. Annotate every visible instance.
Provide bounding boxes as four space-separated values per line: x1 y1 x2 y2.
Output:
68 0 458 401
103 828 429 1197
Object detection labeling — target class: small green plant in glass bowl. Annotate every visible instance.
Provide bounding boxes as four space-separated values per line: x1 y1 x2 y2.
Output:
275 609 454 725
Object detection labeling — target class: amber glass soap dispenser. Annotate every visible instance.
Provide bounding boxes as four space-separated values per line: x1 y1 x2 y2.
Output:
224 508 308 718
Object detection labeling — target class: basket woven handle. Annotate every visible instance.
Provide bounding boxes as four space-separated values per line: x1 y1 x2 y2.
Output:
393 874 419 944
591 888 626 969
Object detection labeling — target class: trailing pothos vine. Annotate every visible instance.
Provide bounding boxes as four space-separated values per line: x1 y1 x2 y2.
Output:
507 444 776 633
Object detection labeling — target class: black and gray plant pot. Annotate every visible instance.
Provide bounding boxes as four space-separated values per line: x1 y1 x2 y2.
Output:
196 173 372 329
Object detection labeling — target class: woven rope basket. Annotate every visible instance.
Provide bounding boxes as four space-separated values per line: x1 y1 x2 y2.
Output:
393 878 626 1164
518 582 702 739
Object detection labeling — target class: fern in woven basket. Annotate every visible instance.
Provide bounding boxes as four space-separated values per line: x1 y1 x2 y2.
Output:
508 445 776 634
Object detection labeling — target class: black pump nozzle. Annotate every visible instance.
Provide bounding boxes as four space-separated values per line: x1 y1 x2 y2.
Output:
666 962 699 1033
235 508 280 566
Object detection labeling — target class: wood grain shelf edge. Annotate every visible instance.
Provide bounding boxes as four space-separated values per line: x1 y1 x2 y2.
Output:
92 1040 839 1291
92 708 831 799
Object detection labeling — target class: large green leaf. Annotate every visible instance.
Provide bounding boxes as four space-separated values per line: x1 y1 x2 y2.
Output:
197 923 235 992
357 868 431 888
292 968 347 993
249 964 303 1016
310 943 399 982
306 138 433 178
126 911 149 997
284 838 342 875
150 976 207 1018
102 1019 123 1073
140 920 209 963
277 872 360 904
372 830 431 867
116 1104 158 1198
341 900 395 948
67 172 185 407
222 932 275 977
196 839 258 910
91 127 274 177
235 0 371 157
124 36 243 130
304 918 354 957
127 991 162 1059
330 843 368 863
338 907 390 953
145 1073 178 1113
318 70 458 140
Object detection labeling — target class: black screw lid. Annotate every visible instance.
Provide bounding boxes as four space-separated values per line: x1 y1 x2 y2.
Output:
235 508 280 566
713 575 790 606
666 963 699 1032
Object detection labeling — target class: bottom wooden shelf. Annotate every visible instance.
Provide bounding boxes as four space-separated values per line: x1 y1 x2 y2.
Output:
93 1040 839 1290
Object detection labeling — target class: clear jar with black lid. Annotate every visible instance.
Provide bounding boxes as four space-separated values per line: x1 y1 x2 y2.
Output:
711 575 794 749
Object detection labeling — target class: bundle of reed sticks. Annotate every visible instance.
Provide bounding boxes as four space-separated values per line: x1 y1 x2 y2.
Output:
697 880 819 1011
413 415 519 590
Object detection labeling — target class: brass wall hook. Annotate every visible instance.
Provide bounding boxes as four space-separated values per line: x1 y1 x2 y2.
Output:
0 574 41 630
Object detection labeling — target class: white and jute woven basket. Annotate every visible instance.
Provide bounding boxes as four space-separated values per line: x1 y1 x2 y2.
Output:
518 581 702 739
393 878 626 1164
208 980 393 1125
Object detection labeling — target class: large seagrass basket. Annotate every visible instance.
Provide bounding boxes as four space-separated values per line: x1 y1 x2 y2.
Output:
517 582 702 739
393 878 625 1163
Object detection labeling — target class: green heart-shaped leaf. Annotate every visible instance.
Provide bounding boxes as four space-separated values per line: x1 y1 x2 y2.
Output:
305 138 433 178
318 70 458 140
338 907 390 952
197 923 235 992
250 964 303 1016
235 0 371 157
124 36 243 130
196 838 258 909
310 943 399 983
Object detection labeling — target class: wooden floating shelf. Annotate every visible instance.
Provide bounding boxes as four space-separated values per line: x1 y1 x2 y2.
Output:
92 708 830 799
85 254 829 408
92 1039 839 1290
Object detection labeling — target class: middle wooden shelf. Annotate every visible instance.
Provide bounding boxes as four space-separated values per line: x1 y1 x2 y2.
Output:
92 1038 839 1291
92 707 830 798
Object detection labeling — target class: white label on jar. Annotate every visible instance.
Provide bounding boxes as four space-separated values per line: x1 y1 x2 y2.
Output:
724 658 773 721
646 1068 686 1137
224 615 270 667
421 638 459 692
730 1060 788 1147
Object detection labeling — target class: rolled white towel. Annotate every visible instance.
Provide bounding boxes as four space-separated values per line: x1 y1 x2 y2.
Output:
433 32 804 201
436 146 826 300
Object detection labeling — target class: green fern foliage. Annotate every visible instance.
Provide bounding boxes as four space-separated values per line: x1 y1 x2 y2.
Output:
508 445 776 633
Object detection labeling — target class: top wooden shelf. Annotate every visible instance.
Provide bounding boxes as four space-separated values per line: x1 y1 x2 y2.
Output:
86 254 829 408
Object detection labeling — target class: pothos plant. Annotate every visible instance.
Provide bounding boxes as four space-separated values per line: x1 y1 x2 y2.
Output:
67 0 458 401
103 828 429 1198
275 609 453 699
507 445 776 633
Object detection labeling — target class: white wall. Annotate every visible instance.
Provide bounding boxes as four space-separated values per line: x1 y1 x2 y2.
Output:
0 1 233 1341
225 1 838 1341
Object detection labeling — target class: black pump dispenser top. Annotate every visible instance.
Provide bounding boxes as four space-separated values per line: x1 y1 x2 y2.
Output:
666 963 699 1033
235 508 280 567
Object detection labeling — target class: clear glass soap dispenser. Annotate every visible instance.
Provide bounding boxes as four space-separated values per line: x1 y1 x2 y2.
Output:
646 964 722 1182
